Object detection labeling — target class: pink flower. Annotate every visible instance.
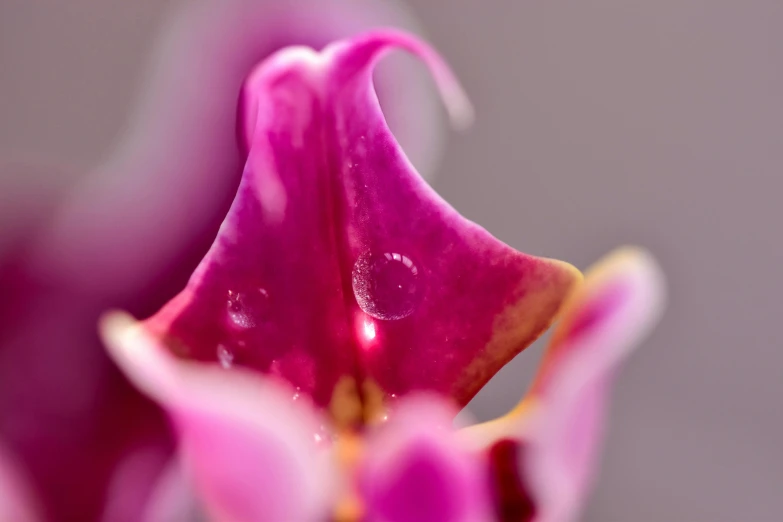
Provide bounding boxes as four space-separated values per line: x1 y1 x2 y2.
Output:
99 30 666 521
0 3 445 521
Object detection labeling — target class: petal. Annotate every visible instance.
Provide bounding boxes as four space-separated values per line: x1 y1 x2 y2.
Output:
100 312 335 522
145 30 580 409
524 248 665 522
0 444 43 522
359 394 493 522
466 248 665 522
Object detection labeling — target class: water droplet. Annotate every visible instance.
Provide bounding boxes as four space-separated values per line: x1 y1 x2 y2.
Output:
292 386 301 401
351 250 422 320
226 288 270 328
216 345 234 369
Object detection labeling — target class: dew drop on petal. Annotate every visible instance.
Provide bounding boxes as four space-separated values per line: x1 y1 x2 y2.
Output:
351 250 422 320
216 345 234 369
226 288 270 328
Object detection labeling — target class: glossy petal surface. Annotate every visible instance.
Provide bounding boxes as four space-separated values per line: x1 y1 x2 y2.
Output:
146 30 580 409
360 395 492 522
101 313 333 522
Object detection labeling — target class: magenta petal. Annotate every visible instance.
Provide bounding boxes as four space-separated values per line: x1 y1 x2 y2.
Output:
359 395 492 522
146 30 580 408
101 313 334 522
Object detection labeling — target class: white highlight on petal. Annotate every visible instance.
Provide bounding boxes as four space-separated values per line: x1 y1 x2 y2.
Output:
363 319 377 341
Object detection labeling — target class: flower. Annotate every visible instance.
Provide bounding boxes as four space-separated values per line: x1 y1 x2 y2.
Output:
0 3 444 521
100 30 666 521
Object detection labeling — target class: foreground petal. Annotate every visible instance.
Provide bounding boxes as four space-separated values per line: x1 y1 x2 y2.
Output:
100 312 334 522
360 395 492 522
146 30 580 410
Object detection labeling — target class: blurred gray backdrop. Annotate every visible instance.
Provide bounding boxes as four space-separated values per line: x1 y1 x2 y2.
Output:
2 1 781 521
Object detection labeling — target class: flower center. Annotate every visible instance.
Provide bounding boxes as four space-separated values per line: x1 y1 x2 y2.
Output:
328 376 391 521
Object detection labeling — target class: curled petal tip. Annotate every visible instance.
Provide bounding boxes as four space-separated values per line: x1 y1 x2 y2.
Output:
378 28 475 130
337 28 475 130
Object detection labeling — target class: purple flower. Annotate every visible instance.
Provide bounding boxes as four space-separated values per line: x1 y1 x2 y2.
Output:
97 30 666 521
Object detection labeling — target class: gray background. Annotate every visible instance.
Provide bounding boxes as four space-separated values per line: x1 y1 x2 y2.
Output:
2 1 781 521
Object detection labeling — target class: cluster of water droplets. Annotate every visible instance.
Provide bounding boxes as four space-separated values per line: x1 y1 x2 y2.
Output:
351 250 422 320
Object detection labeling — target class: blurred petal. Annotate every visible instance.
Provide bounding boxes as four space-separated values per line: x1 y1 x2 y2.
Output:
467 248 665 522
524 248 665 522
0 444 42 522
360 395 492 522
146 29 580 410
101 312 334 522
